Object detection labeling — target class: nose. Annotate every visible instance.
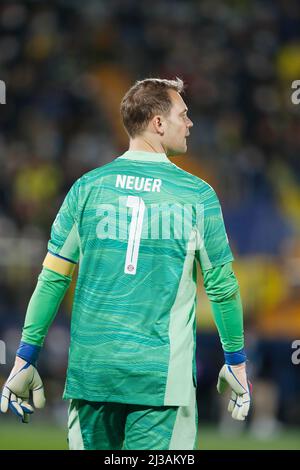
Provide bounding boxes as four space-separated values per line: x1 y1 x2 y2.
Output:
187 118 193 128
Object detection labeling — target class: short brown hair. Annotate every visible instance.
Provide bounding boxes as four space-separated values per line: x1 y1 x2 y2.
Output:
120 77 184 138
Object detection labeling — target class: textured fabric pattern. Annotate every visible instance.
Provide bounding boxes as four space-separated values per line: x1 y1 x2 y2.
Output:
68 397 197 450
47 151 233 405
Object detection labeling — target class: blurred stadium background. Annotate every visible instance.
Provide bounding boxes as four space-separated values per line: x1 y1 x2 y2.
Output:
0 0 300 450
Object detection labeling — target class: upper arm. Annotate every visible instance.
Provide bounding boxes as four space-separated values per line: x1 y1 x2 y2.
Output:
43 251 77 276
196 186 234 271
47 179 81 264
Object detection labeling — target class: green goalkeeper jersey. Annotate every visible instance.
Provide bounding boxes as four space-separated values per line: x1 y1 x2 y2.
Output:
48 151 233 406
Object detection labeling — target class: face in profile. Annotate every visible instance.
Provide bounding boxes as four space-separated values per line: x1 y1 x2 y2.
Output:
161 90 193 157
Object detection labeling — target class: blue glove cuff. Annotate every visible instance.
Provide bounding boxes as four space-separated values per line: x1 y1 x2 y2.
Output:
224 348 247 365
16 341 41 366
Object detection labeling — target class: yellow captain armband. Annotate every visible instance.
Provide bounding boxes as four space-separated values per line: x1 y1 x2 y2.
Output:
43 252 76 277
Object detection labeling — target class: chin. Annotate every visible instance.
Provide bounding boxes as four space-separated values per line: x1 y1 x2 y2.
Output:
168 146 187 157
178 146 188 155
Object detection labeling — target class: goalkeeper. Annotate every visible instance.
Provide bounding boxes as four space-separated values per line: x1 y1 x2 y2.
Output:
1 77 251 450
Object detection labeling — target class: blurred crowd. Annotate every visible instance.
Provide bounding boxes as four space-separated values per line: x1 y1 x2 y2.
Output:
0 0 300 433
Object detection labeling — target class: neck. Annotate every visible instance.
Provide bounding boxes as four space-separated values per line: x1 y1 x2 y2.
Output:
128 137 166 154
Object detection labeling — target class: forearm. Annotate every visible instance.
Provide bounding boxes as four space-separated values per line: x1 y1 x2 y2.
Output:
21 266 72 348
210 290 244 354
203 262 245 362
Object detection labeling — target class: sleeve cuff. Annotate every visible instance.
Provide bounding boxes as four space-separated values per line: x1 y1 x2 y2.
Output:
224 348 247 365
16 341 41 365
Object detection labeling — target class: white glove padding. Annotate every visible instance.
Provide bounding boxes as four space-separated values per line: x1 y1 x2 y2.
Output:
217 362 252 421
1 357 46 423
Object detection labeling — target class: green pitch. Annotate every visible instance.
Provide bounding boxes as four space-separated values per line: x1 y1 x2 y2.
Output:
198 425 300 450
0 423 299 450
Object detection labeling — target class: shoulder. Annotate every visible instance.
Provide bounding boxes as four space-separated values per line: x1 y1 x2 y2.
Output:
171 163 218 201
72 159 121 190
81 159 119 183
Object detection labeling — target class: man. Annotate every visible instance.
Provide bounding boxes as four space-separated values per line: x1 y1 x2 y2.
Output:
1 78 251 450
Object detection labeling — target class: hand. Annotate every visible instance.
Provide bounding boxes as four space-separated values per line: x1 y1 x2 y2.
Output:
1 356 46 423
217 362 252 421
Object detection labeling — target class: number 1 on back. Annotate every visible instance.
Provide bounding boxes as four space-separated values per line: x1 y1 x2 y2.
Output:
125 196 145 275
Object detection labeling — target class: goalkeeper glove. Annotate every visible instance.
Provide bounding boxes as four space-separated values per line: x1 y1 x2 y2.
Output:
1 344 45 423
217 361 252 421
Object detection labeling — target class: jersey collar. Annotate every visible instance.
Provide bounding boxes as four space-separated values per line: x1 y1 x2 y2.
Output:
118 150 171 163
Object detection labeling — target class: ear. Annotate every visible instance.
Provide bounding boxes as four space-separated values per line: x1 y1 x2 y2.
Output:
152 115 165 136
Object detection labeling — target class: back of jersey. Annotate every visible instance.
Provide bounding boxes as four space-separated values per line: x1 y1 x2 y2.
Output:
48 150 233 406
